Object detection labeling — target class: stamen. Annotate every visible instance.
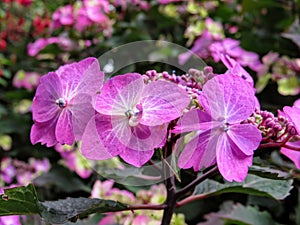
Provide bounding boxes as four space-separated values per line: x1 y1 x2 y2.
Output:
56 98 67 108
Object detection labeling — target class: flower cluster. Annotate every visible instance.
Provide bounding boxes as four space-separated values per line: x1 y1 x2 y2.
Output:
91 179 186 225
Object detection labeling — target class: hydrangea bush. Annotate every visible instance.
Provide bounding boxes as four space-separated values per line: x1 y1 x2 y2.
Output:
1 1 300 225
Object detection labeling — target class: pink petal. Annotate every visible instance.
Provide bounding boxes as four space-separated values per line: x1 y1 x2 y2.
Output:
113 116 167 152
281 141 300 169
140 80 190 126
55 109 75 145
177 129 218 170
283 106 300 135
70 94 96 140
81 114 122 160
119 148 154 167
58 58 102 99
294 99 300 108
32 72 62 123
227 124 261 156
30 119 58 147
95 73 144 115
220 54 254 85
172 109 212 134
217 133 252 182
202 74 256 123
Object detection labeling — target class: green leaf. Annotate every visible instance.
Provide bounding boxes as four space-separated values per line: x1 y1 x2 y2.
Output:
198 201 278 225
249 165 291 179
255 73 272 93
282 18 300 48
194 174 293 200
277 76 300 96
0 184 39 216
38 197 128 224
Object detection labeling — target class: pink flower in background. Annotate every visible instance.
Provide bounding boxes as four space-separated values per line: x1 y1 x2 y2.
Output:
83 0 110 23
51 5 74 30
13 71 40 91
27 37 75 57
173 74 261 182
81 73 190 167
55 144 92 179
31 57 104 147
1 158 16 184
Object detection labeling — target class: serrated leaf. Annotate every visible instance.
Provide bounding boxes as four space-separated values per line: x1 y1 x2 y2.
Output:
38 197 128 224
194 174 293 200
282 18 300 48
198 201 278 225
0 184 39 216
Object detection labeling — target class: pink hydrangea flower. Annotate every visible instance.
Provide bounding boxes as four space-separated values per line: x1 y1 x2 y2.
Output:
0 158 16 184
13 71 40 91
81 73 190 167
173 74 261 182
31 57 104 147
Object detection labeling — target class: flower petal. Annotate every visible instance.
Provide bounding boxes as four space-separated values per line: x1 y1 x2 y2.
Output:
81 114 123 160
281 141 300 169
55 109 75 145
283 106 300 135
119 148 154 167
140 80 190 126
216 133 252 182
202 74 256 123
172 109 213 134
95 73 144 115
227 124 261 156
30 119 58 147
32 72 62 123
177 129 217 170
70 93 96 140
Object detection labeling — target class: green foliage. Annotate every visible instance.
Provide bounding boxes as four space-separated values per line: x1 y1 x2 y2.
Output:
198 201 278 225
193 174 293 200
0 184 128 224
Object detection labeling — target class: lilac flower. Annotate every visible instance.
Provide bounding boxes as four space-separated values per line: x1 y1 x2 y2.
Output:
173 74 261 182
281 141 300 168
31 57 104 147
81 73 190 167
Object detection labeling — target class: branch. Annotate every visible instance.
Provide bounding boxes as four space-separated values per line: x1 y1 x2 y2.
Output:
175 166 218 199
176 194 207 208
128 204 167 211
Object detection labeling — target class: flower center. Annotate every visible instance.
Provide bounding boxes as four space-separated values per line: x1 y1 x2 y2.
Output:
55 98 67 108
221 122 229 132
125 104 143 127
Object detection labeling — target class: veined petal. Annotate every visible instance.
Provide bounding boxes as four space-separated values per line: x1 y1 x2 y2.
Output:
95 73 144 115
140 80 190 126
32 72 62 123
216 133 252 182
57 58 102 99
119 148 154 167
81 114 123 160
172 109 212 134
202 74 256 123
69 93 96 140
227 124 261 156
177 130 210 170
55 109 75 145
30 119 58 147
72 58 104 101
112 116 167 151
